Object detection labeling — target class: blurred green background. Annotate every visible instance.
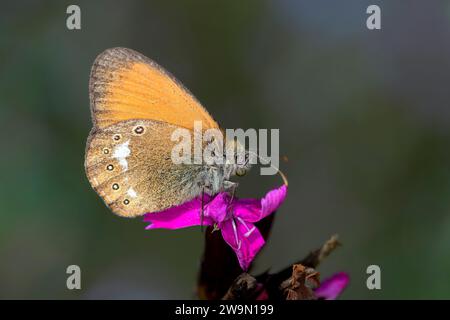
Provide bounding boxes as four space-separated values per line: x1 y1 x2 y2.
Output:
1 0 450 299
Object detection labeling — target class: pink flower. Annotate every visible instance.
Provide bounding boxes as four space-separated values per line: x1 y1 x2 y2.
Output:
314 272 349 300
143 185 287 271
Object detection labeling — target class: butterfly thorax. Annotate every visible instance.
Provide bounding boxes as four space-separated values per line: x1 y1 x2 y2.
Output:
201 139 252 195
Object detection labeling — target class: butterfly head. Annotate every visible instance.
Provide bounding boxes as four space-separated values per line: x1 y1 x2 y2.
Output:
224 138 252 178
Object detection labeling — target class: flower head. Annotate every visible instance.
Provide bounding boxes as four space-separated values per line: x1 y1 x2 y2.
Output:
144 185 287 270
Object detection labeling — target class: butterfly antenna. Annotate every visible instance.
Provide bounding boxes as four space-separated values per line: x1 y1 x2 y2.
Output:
248 151 288 186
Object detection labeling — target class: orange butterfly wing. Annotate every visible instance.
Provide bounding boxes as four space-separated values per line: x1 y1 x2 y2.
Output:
89 47 219 130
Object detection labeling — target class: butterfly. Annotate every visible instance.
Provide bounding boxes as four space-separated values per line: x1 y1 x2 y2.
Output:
85 48 251 217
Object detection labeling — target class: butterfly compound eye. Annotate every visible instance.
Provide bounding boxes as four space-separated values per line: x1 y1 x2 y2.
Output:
236 168 246 177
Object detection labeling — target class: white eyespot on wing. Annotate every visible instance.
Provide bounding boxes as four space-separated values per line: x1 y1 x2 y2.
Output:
127 187 138 198
113 140 131 172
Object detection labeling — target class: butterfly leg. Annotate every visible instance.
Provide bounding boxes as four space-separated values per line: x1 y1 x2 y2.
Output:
200 187 205 232
223 180 238 194
229 183 238 204
200 186 220 233
223 181 238 217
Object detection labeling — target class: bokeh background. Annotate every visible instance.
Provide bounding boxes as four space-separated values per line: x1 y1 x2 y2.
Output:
1 0 450 299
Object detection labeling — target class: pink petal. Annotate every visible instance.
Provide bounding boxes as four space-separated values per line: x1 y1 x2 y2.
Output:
232 198 262 222
204 193 229 223
314 272 349 300
235 185 287 223
261 185 287 218
220 219 265 271
143 197 213 230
